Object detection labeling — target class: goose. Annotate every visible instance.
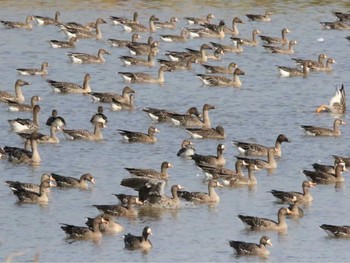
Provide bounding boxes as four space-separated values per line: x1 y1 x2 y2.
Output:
34 11 60 25
61 216 107 240
85 214 123 234
236 147 277 169
160 29 188 42
67 48 110 64
190 144 226 167
320 20 350 30
143 106 200 123
229 236 273 257
51 173 95 189
259 28 290 44
186 125 225 140
126 36 158 55
157 56 195 71
108 33 141 47
46 109 66 128
197 159 245 181
0 15 34 29
8 104 41 133
90 106 108 125
263 40 297 54
288 200 304 217
124 226 153 251
278 61 311 77
5 173 55 194
316 84 346 114
309 58 336 72
196 20 226 38
246 11 273 22
201 62 238 74
11 180 50 204
169 104 215 128
312 157 344 174
46 73 91 93
177 140 195 158
124 161 173 180
93 196 142 218
302 162 347 184
0 79 30 103
270 180 316 203
6 95 40 112
117 126 159 143
292 53 327 69
196 47 224 63
185 13 215 25
110 94 135 111
63 122 105 141
177 179 223 203
223 17 244 35
300 118 345 136
197 68 245 87
109 12 139 25
121 15 159 32
155 17 178 29
319 224 350 237
210 38 244 53
231 29 262 46
17 124 61 144
61 18 107 40
118 65 170 84
226 163 261 186
16 62 49 76
49 37 78 48
334 11 350 21
88 86 135 104
119 50 156 67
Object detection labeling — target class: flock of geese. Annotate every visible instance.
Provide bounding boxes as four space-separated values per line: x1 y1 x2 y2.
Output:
1 7 350 260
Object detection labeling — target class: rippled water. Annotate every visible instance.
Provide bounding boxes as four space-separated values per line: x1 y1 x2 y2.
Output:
0 0 350 262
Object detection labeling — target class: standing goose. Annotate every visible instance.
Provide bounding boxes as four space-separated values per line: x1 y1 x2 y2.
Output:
88 86 135 104
259 28 291 44
108 33 141 47
49 37 78 48
121 15 159 32
201 62 238 74
177 140 195 158
197 68 245 87
231 29 262 46
61 18 107 40
236 147 277 169
300 118 345 136
46 73 91 93
7 95 40 112
67 48 110 64
61 216 107 240
90 106 108 125
186 126 225 139
263 40 297 54
270 180 316 203
51 173 95 189
109 12 139 25
169 104 213 127
0 15 34 29
125 161 173 180
6 173 55 194
16 62 49 76
85 214 123 234
229 236 273 257
93 196 142 218
118 65 170 84
190 144 226 167
8 105 41 133
177 179 223 203
319 224 350 237
302 162 347 184
63 122 105 141
117 126 160 143
316 85 346 114
246 11 273 22
11 180 50 204
124 226 153 251
0 79 30 103
233 134 290 158
34 11 60 25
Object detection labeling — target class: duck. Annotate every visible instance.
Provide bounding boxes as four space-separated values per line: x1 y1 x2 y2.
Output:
197 159 245 181
61 216 107 240
108 33 141 47
238 207 291 231
185 13 215 25
6 173 55 194
259 28 290 44
90 106 108 125
11 180 50 204
309 58 336 72
226 162 260 186
160 29 188 42
46 73 91 93
117 126 159 143
186 126 226 139
210 39 244 53
124 226 153 251
67 48 110 64
233 134 290 158
197 68 245 87
302 162 347 184
121 15 159 32
119 50 156 67
51 172 95 189
124 161 173 180
93 196 142 218
49 37 78 48
88 86 135 104
34 11 60 25
270 180 316 203
118 65 170 84
300 118 345 136
223 17 244 35
8 105 41 133
231 29 262 46
292 53 327 69
61 18 107 40
177 179 223 203
319 224 350 237
0 79 30 103
110 94 135 111
246 11 273 22
278 61 311 77
229 236 273 257
190 144 226 167
63 122 105 141
263 40 297 54
16 62 49 76
46 109 66 128
316 85 346 114
155 17 178 29
201 62 238 74
177 140 195 158
17 124 61 144
85 214 123 234
236 147 277 169
0 15 34 29
6 95 40 112
109 12 139 25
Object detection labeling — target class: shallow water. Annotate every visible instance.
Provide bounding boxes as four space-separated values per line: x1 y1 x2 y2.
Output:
0 0 350 262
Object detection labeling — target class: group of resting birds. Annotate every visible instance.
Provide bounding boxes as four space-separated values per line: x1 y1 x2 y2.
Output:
1 7 349 260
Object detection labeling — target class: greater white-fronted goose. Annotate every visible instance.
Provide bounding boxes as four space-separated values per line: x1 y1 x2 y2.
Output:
263 40 297 54
11 180 50 204
34 11 60 25
88 86 135 104
198 159 245 181
51 172 95 189
6 173 55 194
177 139 195 158
246 11 273 22
109 12 139 25
223 17 244 35
319 224 350 237
300 118 345 136
46 109 66 127
61 216 107 240
16 62 49 76
127 37 158 55
108 33 141 47
125 161 173 180
124 226 153 251
316 85 346 114
195 20 226 38
119 50 156 67
67 48 110 64
236 147 277 169
229 236 272 257
210 39 244 53
312 157 344 174
165 44 211 61
121 15 159 32
197 68 245 87
320 20 350 30
292 53 327 69
63 122 105 141
49 37 78 48
309 58 336 72
93 196 142 218
278 61 310 77
233 134 290 158
270 180 316 203
334 11 350 21
118 65 170 84
0 79 30 103
142 106 195 122
90 106 108 125
110 94 135 111
259 28 290 44
0 16 34 29
160 29 188 42
303 162 347 184
7 95 40 112
238 207 291 231
168 106 208 127
8 104 40 133
197 47 224 63
201 62 237 74
155 17 178 29
61 18 107 40
190 144 226 167
46 73 91 93
231 29 262 46
227 163 260 186
185 13 215 25
117 126 159 143
59 19 97 31
177 179 223 203
288 200 304 217
157 56 195 71
85 214 123 234
18 124 61 144
186 126 226 139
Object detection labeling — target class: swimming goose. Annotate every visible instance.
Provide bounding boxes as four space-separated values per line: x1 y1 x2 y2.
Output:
300 118 345 136
160 29 188 42
292 53 327 69
177 179 223 203
11 180 50 204
196 20 226 38
238 207 291 231
229 236 273 257
143 106 192 122
125 161 173 180
334 11 350 21
263 40 297 54
119 50 156 67
93 196 142 218
51 173 95 189
88 86 135 104
67 48 110 64
177 139 195 158
110 93 135 111
16 62 49 76
233 134 290 158
49 37 78 48
236 147 277 169
46 73 91 93
197 68 245 87
185 13 215 25
90 106 108 125
108 33 141 47
287 200 304 217
303 162 347 184
190 144 226 167
0 15 34 29
61 216 107 240
46 109 66 128
231 29 262 46
155 17 178 29
157 56 195 71
226 163 261 186
259 28 290 44
124 226 153 251
0 79 30 103
127 40 159 56
34 11 60 25
278 61 310 77
312 157 344 174
121 15 159 32
270 180 316 203
316 85 346 114
109 12 139 25
319 224 350 237
8 105 41 133
169 104 215 128
223 17 244 35
7 95 40 112
186 126 226 139
63 122 105 141
197 47 224 63
118 65 170 84
85 214 123 234
210 38 244 53
117 126 159 143
17 124 61 144
201 62 238 74
61 18 107 40
309 58 336 72
320 20 350 30
197 159 245 181
6 173 55 194
246 11 273 22
165 43 212 61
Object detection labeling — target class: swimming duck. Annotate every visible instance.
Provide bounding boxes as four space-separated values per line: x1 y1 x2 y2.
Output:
7 95 40 112
177 179 223 203
108 33 141 47
197 68 245 87
34 11 60 25
270 180 316 203
246 11 273 22
124 161 173 180
300 118 345 136
118 65 170 84
51 173 95 189
0 79 30 103
177 140 195 158
67 48 110 64
61 216 107 240
236 147 277 169
124 226 153 251
0 16 34 29
8 105 41 133
117 126 159 143
49 37 78 48
63 122 105 141
46 73 91 93
316 85 346 114
88 86 135 104
16 62 49 76
259 28 290 44
319 224 350 237
229 236 272 257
